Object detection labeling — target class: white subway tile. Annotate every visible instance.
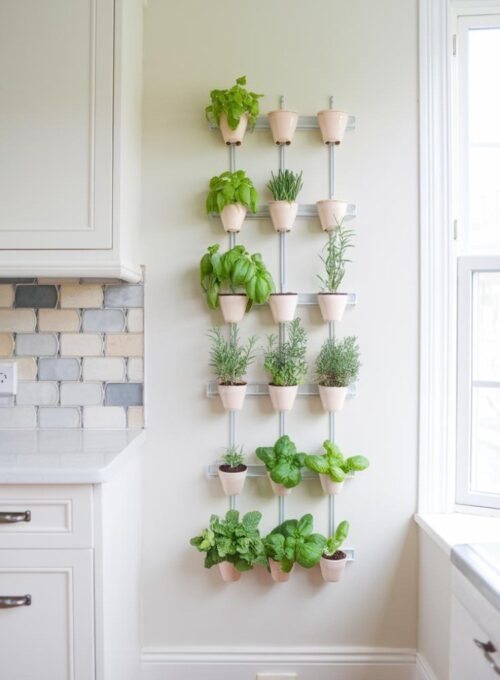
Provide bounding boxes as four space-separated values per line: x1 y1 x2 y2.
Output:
83 406 126 429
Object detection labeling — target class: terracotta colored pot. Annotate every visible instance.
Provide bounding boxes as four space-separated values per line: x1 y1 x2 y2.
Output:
218 383 247 411
218 466 248 495
269 559 294 582
318 385 347 413
218 561 241 582
319 555 347 582
319 473 345 496
267 472 292 496
268 384 298 412
267 110 299 145
268 200 298 233
220 203 247 232
219 294 248 323
219 113 248 145
317 293 348 322
316 199 348 231
268 293 298 323
317 110 349 145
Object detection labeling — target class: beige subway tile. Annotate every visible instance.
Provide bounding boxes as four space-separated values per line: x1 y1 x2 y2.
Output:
128 406 144 428
0 309 36 332
60 284 103 309
105 333 143 357
127 309 144 332
0 334 14 357
38 309 81 332
60 333 103 357
0 285 14 308
14 358 37 380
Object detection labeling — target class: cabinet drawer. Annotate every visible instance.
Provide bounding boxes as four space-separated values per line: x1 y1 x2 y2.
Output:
0 486 93 549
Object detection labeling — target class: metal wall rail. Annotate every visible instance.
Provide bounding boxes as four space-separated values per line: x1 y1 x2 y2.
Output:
206 382 357 398
209 203 356 220
209 114 356 131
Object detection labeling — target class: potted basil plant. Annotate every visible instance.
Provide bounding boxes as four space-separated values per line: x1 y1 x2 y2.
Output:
320 520 350 582
263 514 326 582
256 434 306 496
208 326 257 411
304 440 369 495
315 335 360 412
317 226 354 322
263 318 308 412
205 76 262 145
218 445 247 496
190 509 267 582
206 170 259 233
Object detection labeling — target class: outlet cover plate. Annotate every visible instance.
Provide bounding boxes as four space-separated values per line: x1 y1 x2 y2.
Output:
0 361 17 395
256 675 298 680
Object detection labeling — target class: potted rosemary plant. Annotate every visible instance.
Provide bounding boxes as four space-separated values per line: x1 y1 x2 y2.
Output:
317 107 349 145
317 225 354 322
218 445 248 496
206 170 259 233
266 169 303 234
205 76 262 145
267 108 299 145
263 318 308 412
315 335 360 412
208 326 257 411
304 440 369 495
255 435 306 496
320 520 350 582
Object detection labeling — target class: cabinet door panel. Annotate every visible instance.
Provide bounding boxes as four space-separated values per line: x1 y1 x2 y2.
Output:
450 595 500 679
0 549 94 680
0 0 113 249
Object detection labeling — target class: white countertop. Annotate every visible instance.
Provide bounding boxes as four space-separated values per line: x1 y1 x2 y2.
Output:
452 543 500 615
0 429 146 484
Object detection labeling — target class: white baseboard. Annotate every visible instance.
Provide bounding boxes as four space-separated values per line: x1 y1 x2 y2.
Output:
416 653 439 680
141 646 417 680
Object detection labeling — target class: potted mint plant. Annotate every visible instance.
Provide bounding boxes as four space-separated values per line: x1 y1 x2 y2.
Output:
304 440 369 495
218 445 247 496
206 170 259 233
315 335 360 412
320 520 350 582
208 326 257 411
317 225 354 322
267 108 299 145
190 509 267 582
263 318 308 412
205 76 262 145
256 435 306 496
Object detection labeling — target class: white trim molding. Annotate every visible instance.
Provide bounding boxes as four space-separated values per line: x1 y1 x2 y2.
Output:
141 646 417 680
416 652 439 680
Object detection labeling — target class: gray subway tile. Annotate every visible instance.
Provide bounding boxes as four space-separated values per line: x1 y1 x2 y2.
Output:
15 333 58 356
82 309 125 332
16 381 59 406
38 407 81 428
104 285 144 308
105 382 143 406
60 382 103 406
38 358 81 381
15 285 58 308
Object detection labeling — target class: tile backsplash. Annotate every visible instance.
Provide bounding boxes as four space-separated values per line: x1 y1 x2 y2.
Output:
0 279 144 429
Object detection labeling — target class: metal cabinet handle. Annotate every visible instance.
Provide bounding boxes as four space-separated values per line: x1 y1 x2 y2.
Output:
0 511 31 524
474 638 500 675
0 595 31 609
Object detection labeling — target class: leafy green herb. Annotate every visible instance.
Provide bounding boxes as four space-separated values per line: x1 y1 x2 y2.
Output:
315 336 360 387
317 226 354 293
190 509 267 571
264 514 326 572
304 440 369 483
205 76 263 130
222 445 245 469
263 318 308 386
208 326 257 385
256 435 306 489
267 169 303 202
324 521 349 557
200 243 275 311
206 170 259 215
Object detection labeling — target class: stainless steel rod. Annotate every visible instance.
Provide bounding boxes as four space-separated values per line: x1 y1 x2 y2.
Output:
278 496 285 524
279 232 286 292
279 411 285 437
329 144 335 199
229 410 236 448
229 495 236 510
328 495 335 537
229 144 236 173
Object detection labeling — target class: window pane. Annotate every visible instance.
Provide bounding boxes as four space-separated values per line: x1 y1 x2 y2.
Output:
471 387 500 495
472 272 500 381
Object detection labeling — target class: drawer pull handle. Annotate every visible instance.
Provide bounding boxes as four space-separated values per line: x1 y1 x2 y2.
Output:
0 511 31 524
0 595 31 609
473 638 500 675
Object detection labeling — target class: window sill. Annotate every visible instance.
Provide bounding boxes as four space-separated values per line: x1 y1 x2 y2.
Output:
415 512 500 556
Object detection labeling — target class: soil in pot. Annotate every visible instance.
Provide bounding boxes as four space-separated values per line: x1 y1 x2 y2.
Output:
323 550 346 561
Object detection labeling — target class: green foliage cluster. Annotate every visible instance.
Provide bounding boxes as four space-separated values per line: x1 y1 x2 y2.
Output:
324 521 349 557
208 326 257 385
206 170 259 215
222 445 245 469
267 169 303 202
315 335 360 387
200 244 275 311
190 510 267 572
304 440 369 483
256 435 306 489
205 76 263 130
263 318 308 386
317 226 354 293
263 514 326 572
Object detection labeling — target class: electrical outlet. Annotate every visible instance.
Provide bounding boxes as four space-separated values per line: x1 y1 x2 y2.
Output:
256 675 298 680
0 362 17 396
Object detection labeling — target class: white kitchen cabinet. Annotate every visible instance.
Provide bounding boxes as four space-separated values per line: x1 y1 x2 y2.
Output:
0 0 143 282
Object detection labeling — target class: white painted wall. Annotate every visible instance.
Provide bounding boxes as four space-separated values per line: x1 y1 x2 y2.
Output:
140 0 419 654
